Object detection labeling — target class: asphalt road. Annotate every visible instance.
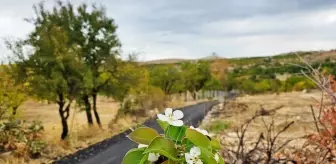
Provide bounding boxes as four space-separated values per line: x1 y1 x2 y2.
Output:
53 101 218 164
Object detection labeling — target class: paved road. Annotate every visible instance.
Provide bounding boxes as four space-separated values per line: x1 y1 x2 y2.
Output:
53 101 218 164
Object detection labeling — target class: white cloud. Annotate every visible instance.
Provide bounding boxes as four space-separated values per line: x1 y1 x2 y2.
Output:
2 0 336 61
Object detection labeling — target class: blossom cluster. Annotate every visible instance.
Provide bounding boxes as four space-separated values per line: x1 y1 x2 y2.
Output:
122 108 224 164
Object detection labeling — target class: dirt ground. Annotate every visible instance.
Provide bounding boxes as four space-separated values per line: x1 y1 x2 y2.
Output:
225 91 321 138
201 91 333 163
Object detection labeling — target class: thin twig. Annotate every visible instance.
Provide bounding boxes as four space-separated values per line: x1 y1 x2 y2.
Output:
310 105 320 133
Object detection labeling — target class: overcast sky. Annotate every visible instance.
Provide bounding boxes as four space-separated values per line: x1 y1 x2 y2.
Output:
1 0 336 61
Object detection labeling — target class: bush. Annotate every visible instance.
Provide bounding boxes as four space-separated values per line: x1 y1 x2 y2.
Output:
0 119 45 158
120 86 166 115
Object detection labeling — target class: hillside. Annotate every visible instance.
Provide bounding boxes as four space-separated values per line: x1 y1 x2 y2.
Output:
139 49 336 94
139 54 226 65
140 49 336 66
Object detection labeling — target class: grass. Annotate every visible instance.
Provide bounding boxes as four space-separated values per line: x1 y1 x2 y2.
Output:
205 120 230 133
1 95 204 163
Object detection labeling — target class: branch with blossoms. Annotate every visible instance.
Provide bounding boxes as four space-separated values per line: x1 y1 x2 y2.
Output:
122 108 224 164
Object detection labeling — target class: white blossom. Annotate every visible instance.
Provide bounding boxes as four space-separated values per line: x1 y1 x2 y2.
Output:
157 108 184 126
185 147 203 164
190 126 209 136
137 144 160 163
148 152 160 162
214 153 219 163
138 144 147 148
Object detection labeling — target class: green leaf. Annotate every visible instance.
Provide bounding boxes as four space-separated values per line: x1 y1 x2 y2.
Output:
128 127 159 145
144 136 179 161
210 137 221 150
185 128 211 150
139 153 149 164
182 138 194 152
216 153 225 164
199 148 217 164
122 148 146 164
165 125 186 142
157 119 169 130
162 159 178 164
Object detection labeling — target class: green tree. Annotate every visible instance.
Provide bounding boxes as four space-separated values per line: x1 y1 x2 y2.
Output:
0 65 27 116
181 62 212 99
8 24 83 139
103 59 149 102
239 79 255 94
149 65 183 95
203 76 223 90
32 1 121 127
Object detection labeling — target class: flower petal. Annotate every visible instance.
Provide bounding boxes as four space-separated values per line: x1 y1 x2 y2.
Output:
185 153 192 161
165 108 173 116
185 153 195 164
186 159 194 164
157 114 168 122
190 147 201 157
190 126 195 129
171 120 183 127
148 153 160 162
201 129 209 136
195 159 203 164
173 110 184 120
167 119 174 126
138 144 147 148
214 153 219 163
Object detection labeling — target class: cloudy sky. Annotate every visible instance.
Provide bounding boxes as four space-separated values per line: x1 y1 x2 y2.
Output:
1 0 336 61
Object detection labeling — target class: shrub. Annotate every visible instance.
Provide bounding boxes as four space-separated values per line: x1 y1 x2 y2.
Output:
0 119 45 158
120 86 166 115
122 108 224 164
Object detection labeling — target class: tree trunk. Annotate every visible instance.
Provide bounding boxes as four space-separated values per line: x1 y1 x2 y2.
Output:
184 91 188 102
82 95 93 126
92 93 102 128
12 106 18 116
191 92 197 100
58 102 68 140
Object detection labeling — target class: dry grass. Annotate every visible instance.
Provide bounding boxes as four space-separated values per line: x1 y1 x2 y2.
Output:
232 91 320 136
3 96 120 162
203 91 323 152
20 97 119 135
1 95 203 163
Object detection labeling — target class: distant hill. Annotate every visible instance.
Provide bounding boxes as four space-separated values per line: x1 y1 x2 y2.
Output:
140 54 225 65
140 58 191 65
139 49 336 66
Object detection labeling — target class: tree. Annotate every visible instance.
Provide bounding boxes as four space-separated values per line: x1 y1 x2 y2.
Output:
32 1 121 127
149 65 183 95
103 59 149 102
0 65 27 116
239 79 256 94
210 59 229 80
8 21 83 139
181 61 212 100
203 76 223 90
